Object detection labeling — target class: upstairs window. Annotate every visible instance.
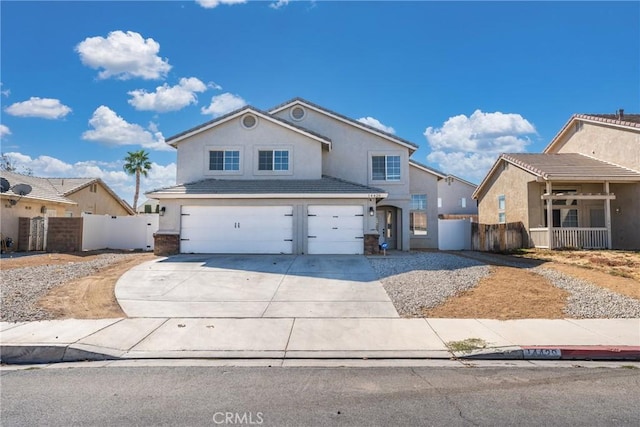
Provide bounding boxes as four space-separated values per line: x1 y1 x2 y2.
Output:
209 150 240 171
258 150 289 171
372 155 401 181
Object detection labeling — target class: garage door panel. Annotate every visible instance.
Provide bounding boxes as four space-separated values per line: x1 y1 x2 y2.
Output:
181 206 293 254
307 205 364 255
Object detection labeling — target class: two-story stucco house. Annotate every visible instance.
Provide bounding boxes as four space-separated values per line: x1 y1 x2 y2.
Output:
437 174 478 220
473 111 640 250
148 98 446 255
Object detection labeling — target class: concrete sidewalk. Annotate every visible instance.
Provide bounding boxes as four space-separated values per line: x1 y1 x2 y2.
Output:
1 318 639 364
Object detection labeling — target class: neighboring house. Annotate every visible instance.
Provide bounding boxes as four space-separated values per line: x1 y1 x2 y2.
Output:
0 170 134 243
473 111 640 250
148 98 447 255
437 174 478 219
137 199 159 214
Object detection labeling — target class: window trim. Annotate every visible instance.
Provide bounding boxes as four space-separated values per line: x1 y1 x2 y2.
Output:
254 146 293 176
204 146 243 176
498 194 506 223
369 152 403 183
410 194 428 236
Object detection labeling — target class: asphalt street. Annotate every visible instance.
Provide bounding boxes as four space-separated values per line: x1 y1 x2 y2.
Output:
2 365 639 426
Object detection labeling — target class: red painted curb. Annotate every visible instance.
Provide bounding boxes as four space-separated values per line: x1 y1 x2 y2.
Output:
522 346 640 361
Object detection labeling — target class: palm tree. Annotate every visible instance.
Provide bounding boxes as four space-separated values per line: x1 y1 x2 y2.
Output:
123 150 152 212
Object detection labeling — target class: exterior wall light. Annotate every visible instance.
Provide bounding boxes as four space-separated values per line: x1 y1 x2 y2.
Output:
369 207 375 216
159 206 166 216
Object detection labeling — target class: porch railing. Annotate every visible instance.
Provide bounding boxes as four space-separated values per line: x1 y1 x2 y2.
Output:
529 227 609 249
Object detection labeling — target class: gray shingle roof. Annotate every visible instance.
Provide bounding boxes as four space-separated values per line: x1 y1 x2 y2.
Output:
0 171 77 204
147 176 386 196
166 105 332 147
270 97 420 150
503 153 640 180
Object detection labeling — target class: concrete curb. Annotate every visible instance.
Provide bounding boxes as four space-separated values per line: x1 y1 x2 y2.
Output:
4 344 640 365
459 346 640 361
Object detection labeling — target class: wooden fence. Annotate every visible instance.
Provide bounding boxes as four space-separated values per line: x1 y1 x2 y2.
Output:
472 222 526 252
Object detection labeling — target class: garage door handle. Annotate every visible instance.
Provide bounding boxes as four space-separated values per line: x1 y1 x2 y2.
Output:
308 235 317 238
332 227 338 230
181 238 190 241
355 236 364 239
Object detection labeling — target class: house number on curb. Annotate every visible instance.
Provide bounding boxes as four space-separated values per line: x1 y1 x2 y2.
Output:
523 348 562 359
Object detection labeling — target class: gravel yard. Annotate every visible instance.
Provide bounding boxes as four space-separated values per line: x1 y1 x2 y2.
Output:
369 252 490 317
1 253 137 322
369 251 640 319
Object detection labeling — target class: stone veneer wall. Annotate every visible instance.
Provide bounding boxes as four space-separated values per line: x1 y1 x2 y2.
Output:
154 233 180 256
364 233 380 255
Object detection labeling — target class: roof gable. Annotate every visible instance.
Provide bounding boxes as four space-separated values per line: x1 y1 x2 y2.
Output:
473 153 640 199
269 97 419 153
166 105 332 149
0 171 134 214
544 113 640 153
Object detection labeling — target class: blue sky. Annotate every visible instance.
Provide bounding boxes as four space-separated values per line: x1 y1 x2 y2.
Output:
1 1 638 206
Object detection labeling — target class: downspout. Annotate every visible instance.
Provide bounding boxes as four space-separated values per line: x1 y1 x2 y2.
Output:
604 181 612 249
546 181 553 249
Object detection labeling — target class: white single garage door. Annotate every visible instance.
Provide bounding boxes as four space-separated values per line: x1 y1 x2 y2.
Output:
181 206 293 254
307 205 364 254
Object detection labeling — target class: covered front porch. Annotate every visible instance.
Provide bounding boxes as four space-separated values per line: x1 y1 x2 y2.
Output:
529 181 614 249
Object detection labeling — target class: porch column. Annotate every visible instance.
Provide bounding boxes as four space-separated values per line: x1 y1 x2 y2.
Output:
546 181 553 249
604 181 612 249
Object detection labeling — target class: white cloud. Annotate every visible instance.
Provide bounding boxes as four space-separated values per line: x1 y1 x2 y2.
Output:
357 116 396 134
76 30 171 80
1 82 10 97
2 151 176 207
128 77 208 112
270 0 289 9
5 97 72 119
424 110 536 181
196 0 246 9
201 93 247 117
82 106 171 151
0 124 11 138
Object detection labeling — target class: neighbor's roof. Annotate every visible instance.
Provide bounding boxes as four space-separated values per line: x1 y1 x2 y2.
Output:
408 159 447 178
165 105 332 149
147 176 387 199
0 170 134 214
1 170 77 205
544 113 640 153
270 97 420 153
472 153 640 199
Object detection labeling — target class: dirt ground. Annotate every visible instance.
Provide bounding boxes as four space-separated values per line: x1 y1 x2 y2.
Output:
1 251 157 319
425 250 640 319
1 249 637 320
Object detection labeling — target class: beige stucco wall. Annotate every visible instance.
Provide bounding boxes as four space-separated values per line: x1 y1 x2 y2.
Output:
477 161 535 228
66 183 131 216
272 105 413 250
409 165 439 249
549 122 640 171
0 198 73 245
155 197 377 255
174 116 323 184
610 183 640 249
438 179 478 215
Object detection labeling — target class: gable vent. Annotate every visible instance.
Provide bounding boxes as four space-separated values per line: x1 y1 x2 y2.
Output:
290 106 306 121
241 113 258 129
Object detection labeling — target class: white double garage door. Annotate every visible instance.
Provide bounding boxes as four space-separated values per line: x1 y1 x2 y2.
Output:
181 205 364 254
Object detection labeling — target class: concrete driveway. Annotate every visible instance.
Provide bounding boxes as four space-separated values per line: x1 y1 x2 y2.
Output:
115 255 399 318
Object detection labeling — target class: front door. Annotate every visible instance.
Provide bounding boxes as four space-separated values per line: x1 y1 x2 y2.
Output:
376 208 397 250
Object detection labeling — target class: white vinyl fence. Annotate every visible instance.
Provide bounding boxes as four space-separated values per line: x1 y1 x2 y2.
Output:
438 219 472 251
82 213 159 251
